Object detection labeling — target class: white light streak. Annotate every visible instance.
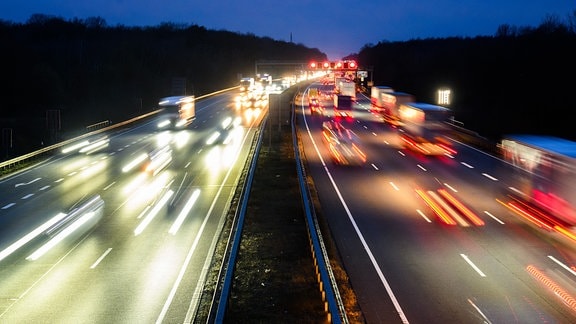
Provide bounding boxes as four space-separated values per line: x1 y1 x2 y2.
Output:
0 213 68 261
27 211 97 261
134 190 174 236
169 189 200 234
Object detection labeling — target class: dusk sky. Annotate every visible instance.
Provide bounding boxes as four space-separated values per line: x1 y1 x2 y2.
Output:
1 1 574 60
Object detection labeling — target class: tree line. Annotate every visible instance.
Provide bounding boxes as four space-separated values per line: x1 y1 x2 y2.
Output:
0 14 326 159
354 11 576 142
1 11 575 160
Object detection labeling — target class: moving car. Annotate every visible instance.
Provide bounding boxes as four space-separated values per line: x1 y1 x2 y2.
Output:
309 97 324 115
321 120 367 166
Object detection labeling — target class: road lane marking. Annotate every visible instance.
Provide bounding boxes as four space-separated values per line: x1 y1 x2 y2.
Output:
461 254 486 277
484 211 505 224
2 203 15 210
481 173 498 181
443 183 457 192
14 178 41 187
91 248 113 269
461 162 474 169
468 298 492 323
21 194 34 200
548 255 576 277
417 209 432 223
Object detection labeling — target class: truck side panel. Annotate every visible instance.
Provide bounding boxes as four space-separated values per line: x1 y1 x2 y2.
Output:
501 135 576 225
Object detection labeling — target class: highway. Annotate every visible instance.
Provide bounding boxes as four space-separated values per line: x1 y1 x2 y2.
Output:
0 91 265 322
297 82 576 323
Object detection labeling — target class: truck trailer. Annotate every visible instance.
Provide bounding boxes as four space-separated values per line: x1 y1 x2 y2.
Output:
370 86 394 111
398 102 455 156
338 80 356 100
380 91 415 126
333 94 353 119
157 95 196 129
500 135 576 226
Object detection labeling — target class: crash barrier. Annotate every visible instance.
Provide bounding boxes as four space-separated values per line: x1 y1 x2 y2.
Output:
292 93 347 323
0 86 237 174
213 85 345 323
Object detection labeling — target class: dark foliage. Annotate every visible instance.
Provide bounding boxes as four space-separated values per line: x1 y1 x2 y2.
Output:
0 15 326 159
357 13 576 142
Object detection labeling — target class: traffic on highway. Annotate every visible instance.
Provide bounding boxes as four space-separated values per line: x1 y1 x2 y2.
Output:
297 78 576 323
0 89 267 322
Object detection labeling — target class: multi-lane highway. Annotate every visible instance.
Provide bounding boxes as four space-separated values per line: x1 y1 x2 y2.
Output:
297 82 576 323
0 91 265 322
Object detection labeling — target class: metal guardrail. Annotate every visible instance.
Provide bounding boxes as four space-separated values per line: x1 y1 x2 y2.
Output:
292 93 346 323
0 86 239 174
211 85 345 323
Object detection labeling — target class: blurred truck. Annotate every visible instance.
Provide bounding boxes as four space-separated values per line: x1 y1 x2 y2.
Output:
500 135 576 226
370 86 394 112
379 92 416 126
333 94 353 119
338 81 356 100
157 95 196 129
398 102 455 156
239 77 255 92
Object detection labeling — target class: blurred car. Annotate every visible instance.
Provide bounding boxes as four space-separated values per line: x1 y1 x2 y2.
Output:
309 98 324 115
206 116 241 146
321 120 367 166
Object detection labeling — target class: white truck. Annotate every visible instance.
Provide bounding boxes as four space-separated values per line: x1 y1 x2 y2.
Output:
380 92 415 126
333 94 353 118
338 81 356 100
500 135 576 226
398 102 454 156
157 95 196 129
370 86 394 111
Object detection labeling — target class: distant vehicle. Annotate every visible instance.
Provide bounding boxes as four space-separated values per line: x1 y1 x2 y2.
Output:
206 116 241 146
308 87 319 99
157 95 196 129
309 97 324 115
333 94 353 119
239 77 255 92
370 86 394 112
321 120 366 166
398 102 455 156
333 77 347 94
144 145 172 176
379 92 416 126
500 135 576 226
338 80 356 100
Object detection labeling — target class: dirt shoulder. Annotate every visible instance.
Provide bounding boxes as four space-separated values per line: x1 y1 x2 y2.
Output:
224 115 364 322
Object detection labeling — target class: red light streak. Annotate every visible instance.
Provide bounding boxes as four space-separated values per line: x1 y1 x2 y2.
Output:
415 189 456 225
526 265 576 312
438 189 484 226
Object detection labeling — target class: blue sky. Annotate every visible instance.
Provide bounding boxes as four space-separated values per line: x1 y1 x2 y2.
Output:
1 1 574 60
